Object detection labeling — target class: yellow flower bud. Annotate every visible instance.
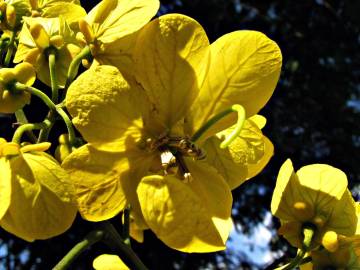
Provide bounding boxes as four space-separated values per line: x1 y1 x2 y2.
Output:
0 90 31 113
322 231 339 252
24 47 41 65
81 58 91 69
0 68 15 84
50 35 64 49
21 142 51 153
55 134 72 162
0 142 20 157
30 22 50 49
79 18 94 44
5 4 16 29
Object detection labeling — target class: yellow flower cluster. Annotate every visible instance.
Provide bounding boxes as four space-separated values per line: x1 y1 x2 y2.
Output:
0 0 300 266
3 0 358 268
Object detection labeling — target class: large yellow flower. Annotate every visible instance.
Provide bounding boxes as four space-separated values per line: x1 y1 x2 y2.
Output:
76 0 159 74
63 14 281 252
0 138 77 241
14 16 81 87
271 159 358 249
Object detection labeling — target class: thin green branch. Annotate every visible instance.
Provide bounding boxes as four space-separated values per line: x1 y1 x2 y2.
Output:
12 120 51 144
53 230 105 270
11 83 76 146
4 30 16 66
100 221 149 270
65 46 91 89
14 110 37 143
48 48 59 102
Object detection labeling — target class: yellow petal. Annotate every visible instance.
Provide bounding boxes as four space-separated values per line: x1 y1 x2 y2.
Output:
325 189 357 237
61 144 129 221
41 3 86 26
246 135 274 179
29 22 50 49
134 14 210 132
0 90 31 114
0 152 77 241
66 65 143 152
296 163 348 200
93 31 138 76
93 254 129 270
0 158 11 219
188 30 282 136
62 144 154 222
87 0 160 44
14 62 36 86
270 159 299 220
137 161 232 252
36 43 80 88
203 118 272 189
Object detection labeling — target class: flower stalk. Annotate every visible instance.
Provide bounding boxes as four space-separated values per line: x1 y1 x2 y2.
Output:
53 230 105 270
11 82 76 146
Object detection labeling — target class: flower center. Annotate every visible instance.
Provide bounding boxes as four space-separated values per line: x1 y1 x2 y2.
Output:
145 134 206 182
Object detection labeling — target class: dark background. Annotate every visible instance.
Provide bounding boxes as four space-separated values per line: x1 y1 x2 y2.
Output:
0 0 359 269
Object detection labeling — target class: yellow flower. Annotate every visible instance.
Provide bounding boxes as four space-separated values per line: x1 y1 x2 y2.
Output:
63 14 281 252
14 16 81 87
0 0 85 30
93 254 129 270
271 159 357 249
76 0 160 74
0 138 77 241
0 62 35 113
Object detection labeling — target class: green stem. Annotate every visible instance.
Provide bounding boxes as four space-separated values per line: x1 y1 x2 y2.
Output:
12 120 50 144
122 206 131 246
65 46 91 89
53 230 104 270
274 225 315 270
11 83 76 146
48 48 59 102
100 221 149 270
37 111 55 143
0 37 9 65
14 110 37 143
191 104 246 148
4 30 16 66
